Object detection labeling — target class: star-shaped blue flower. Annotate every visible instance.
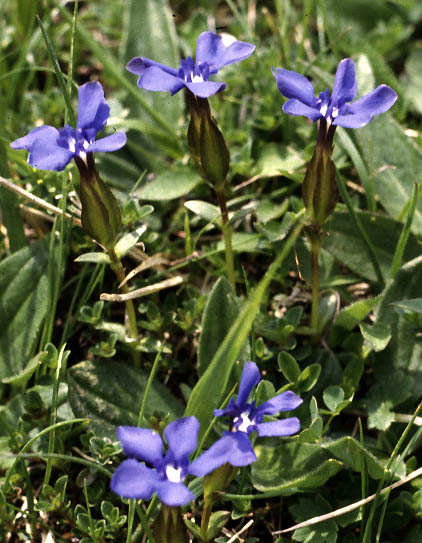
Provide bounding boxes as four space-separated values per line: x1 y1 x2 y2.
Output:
111 416 238 506
272 58 397 128
126 31 255 98
10 81 126 171
194 362 302 467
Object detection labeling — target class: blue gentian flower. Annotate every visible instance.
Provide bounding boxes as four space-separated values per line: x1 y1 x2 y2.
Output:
196 362 302 466
10 81 126 171
111 416 237 506
126 31 255 98
272 58 397 128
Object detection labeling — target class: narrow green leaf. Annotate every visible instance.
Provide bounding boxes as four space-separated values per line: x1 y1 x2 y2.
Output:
389 183 419 279
185 218 304 441
74 252 111 264
37 15 76 127
120 0 182 125
185 200 220 224
197 277 240 377
56 3 176 138
114 225 147 259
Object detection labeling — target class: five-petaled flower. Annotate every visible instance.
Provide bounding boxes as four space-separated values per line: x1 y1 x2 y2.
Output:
272 58 397 128
111 416 239 506
10 81 127 171
197 362 302 467
126 31 255 98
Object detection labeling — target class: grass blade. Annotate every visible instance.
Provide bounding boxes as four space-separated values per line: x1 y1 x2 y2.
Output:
37 15 76 127
389 182 419 279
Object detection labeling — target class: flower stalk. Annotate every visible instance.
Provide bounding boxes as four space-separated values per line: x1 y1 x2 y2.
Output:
186 90 236 292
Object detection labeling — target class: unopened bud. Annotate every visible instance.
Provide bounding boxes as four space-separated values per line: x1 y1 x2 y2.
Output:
76 154 121 249
302 143 338 228
186 91 230 191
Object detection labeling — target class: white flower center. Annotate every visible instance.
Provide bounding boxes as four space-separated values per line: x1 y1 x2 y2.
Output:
165 465 183 483
320 103 328 117
233 413 253 433
191 74 204 83
68 138 76 153
331 106 338 118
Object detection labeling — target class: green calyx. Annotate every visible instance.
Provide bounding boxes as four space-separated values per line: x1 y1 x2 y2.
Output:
76 154 122 249
153 505 189 543
302 140 338 228
186 91 230 191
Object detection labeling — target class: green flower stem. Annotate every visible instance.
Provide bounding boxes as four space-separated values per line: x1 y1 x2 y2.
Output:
200 500 213 541
309 231 322 335
108 248 140 363
215 187 236 292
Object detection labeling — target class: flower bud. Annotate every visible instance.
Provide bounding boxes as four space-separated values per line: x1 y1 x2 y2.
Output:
186 91 230 191
75 154 121 249
302 142 338 228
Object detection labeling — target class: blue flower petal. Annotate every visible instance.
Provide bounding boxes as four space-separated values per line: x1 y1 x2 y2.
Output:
256 417 301 437
116 426 163 464
333 112 373 128
190 432 256 474
348 84 398 117
331 58 357 103
29 134 74 171
236 362 261 408
138 66 185 94
164 417 199 464
225 432 257 466
184 80 226 98
282 99 322 122
196 32 255 73
110 459 159 499
255 390 303 417
10 125 58 151
77 82 110 132
155 480 195 506
214 398 238 419
126 57 178 77
87 132 127 153
272 67 317 107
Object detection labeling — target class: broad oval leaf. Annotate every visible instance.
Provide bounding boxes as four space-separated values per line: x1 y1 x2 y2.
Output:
68 359 184 439
0 238 49 380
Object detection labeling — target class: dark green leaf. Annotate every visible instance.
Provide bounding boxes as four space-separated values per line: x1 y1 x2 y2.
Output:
324 210 420 282
356 115 422 234
198 277 240 377
136 167 202 201
68 359 184 439
120 0 182 126
0 238 49 379
359 322 391 352
251 439 342 492
278 352 301 382
373 256 422 400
